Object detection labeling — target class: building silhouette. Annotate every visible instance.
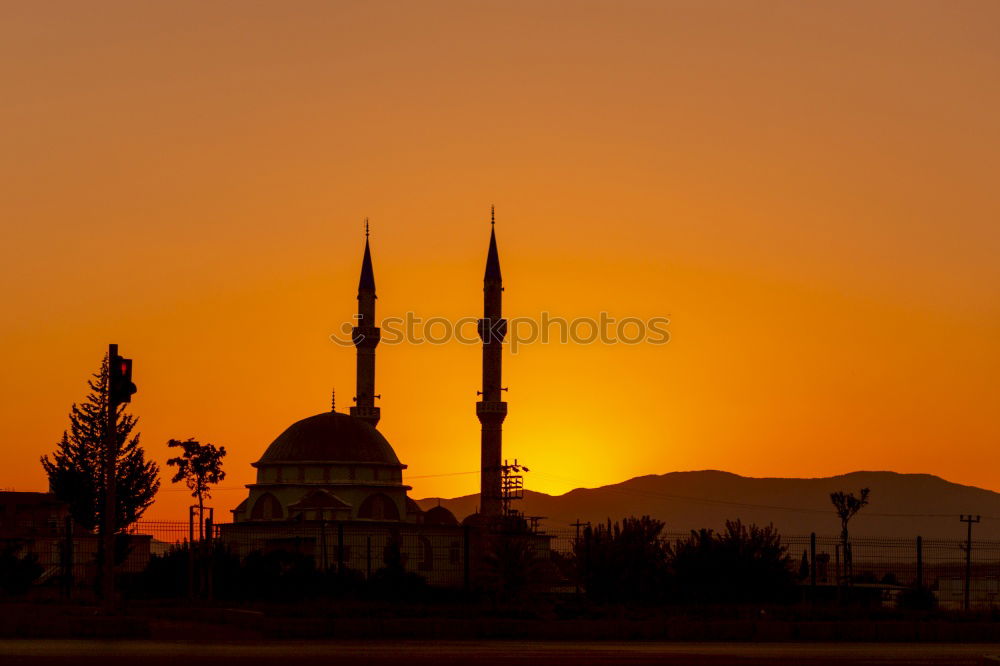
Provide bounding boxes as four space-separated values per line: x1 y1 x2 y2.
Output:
477 206 507 518
231 215 506 525
230 221 417 524
221 212 525 584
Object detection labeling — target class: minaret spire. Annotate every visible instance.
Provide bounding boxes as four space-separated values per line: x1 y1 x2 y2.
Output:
476 206 507 518
351 220 381 427
359 219 375 292
484 206 502 282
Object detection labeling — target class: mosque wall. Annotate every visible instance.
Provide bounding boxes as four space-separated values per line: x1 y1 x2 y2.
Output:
217 521 469 588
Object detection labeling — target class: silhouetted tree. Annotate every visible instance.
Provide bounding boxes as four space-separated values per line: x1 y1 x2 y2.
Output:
669 520 795 604
575 516 669 603
830 487 870 581
241 548 320 602
479 533 550 603
166 438 226 540
368 535 426 600
799 549 810 580
41 354 159 533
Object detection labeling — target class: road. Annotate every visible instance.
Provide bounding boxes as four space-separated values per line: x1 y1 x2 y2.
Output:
2 640 1000 665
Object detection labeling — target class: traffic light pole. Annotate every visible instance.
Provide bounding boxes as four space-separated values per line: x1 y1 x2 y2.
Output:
102 344 119 611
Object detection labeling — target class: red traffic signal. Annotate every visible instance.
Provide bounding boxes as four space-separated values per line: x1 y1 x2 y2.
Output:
110 353 137 404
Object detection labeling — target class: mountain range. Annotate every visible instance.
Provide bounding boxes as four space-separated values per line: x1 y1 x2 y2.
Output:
416 471 1000 540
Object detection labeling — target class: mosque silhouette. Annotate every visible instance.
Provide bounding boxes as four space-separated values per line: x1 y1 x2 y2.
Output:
219 210 541 585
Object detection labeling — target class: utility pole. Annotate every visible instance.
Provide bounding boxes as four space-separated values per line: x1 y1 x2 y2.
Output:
960 514 980 611
102 344 119 610
810 532 817 598
499 459 527 518
571 519 590 596
103 344 136 611
916 536 923 589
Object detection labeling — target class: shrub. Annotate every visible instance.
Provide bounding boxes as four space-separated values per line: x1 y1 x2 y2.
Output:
668 520 796 604
897 584 937 611
575 516 670 604
0 545 42 596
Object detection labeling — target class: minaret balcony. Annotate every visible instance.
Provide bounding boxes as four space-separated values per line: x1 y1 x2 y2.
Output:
476 401 508 417
350 405 381 420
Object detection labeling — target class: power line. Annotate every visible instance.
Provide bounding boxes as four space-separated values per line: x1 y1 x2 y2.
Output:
159 486 246 493
405 470 479 480
158 470 480 492
158 468 1000 522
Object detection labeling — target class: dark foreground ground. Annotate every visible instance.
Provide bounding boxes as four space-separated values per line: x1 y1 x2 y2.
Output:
2 640 1000 665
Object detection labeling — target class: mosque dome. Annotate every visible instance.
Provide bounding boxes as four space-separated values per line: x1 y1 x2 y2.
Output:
424 505 459 526
257 411 401 465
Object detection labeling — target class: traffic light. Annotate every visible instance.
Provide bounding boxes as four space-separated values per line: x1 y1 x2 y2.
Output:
109 353 137 404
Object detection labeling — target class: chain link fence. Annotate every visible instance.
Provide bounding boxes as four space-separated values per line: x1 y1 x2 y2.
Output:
547 528 1000 610
12 517 1000 608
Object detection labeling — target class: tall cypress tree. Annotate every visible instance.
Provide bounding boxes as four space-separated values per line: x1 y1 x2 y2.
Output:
41 354 160 532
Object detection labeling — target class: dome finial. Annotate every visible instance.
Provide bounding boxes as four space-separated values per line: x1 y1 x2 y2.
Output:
331 388 336 413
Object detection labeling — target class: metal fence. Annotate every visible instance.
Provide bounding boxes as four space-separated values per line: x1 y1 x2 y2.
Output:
545 528 1000 609
130 519 469 588
13 517 1000 607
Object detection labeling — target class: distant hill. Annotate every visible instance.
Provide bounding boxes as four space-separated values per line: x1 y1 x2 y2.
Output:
415 471 1000 540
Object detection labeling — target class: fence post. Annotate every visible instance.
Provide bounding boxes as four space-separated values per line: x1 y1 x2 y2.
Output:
187 507 196 600
916 535 923 589
203 515 213 600
463 524 471 594
337 523 345 575
320 519 328 572
835 544 842 604
810 532 817 598
63 516 74 599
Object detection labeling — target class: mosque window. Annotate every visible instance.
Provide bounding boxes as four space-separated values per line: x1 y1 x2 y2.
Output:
250 493 283 520
358 493 400 521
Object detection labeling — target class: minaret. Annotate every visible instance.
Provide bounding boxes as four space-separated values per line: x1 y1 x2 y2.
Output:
350 220 381 427
476 206 507 517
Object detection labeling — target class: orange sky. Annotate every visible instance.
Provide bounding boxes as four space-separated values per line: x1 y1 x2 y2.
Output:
1 1 998 521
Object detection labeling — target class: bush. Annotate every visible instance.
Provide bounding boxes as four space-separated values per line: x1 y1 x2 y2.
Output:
365 537 426 600
478 533 554 603
669 520 796 604
0 545 42 596
897 584 937 611
575 516 670 604
238 549 322 601
127 542 421 602
124 542 240 599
